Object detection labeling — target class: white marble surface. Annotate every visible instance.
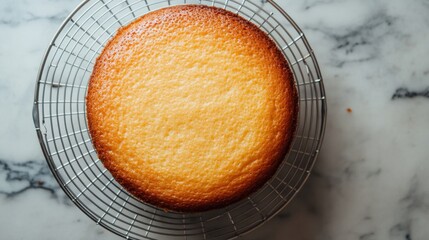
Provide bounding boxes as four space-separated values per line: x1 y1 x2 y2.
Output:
1 0 429 239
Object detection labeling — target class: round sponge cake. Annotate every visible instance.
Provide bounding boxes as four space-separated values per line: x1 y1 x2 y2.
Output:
86 5 298 212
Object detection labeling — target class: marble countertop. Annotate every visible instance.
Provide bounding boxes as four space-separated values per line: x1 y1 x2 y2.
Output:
1 0 428 239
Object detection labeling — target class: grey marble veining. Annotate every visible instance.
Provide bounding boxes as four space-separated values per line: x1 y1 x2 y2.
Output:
0 159 58 197
0 0 428 239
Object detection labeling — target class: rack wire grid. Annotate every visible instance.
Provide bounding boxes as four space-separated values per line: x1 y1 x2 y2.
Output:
32 0 327 239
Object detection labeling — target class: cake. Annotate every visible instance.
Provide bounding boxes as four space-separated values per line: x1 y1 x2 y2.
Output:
86 5 298 212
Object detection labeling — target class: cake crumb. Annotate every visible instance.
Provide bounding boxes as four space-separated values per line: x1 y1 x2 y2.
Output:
346 108 352 113
35 180 45 186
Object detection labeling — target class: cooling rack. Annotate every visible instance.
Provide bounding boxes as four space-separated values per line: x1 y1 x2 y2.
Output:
32 0 327 239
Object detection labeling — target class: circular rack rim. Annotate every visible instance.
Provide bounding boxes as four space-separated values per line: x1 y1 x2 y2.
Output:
33 0 327 239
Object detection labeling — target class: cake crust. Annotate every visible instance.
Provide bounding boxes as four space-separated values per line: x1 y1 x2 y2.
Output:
86 5 298 212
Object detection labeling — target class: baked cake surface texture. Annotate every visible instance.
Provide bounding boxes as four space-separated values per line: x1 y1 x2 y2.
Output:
86 5 298 212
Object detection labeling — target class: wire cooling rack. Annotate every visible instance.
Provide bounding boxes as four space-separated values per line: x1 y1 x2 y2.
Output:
32 0 327 239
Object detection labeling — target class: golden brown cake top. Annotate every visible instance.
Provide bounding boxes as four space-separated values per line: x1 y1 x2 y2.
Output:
86 5 298 212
